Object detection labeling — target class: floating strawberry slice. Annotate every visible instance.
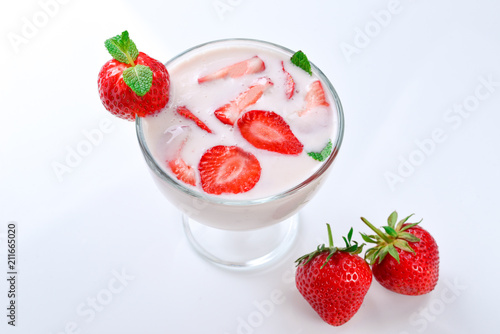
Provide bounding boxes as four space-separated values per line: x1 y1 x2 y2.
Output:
281 61 295 99
176 106 212 133
237 110 303 155
214 77 273 125
198 56 265 83
198 146 261 195
168 157 196 186
299 80 330 116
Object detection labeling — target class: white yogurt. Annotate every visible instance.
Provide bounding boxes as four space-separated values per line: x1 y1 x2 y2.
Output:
138 39 343 230
143 42 337 199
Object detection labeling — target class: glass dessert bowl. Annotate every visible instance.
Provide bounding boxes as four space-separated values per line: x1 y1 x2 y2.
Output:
135 39 344 269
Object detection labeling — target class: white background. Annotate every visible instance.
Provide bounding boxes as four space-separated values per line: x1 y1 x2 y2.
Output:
1 0 499 333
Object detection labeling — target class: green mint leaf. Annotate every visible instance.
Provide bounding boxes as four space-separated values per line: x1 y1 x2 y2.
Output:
307 139 333 161
105 30 139 65
291 50 312 75
122 64 153 97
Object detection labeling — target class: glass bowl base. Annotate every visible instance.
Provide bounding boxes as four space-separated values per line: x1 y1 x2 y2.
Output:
182 214 299 269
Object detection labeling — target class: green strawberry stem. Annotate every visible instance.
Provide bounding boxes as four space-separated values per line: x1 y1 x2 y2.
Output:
360 217 392 243
360 211 422 265
296 224 363 269
327 223 334 248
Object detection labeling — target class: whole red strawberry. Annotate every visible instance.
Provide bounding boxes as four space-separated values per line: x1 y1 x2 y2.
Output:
361 211 439 296
295 225 372 326
98 31 170 121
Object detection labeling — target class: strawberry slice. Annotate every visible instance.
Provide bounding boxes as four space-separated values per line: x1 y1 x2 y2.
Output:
281 61 295 99
237 110 303 155
299 80 330 116
198 146 261 195
176 106 212 133
214 77 273 125
198 56 265 83
168 157 196 186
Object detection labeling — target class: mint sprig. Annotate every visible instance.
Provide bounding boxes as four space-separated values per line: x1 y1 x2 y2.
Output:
105 31 139 65
104 31 153 97
291 50 312 75
308 139 333 161
122 65 153 97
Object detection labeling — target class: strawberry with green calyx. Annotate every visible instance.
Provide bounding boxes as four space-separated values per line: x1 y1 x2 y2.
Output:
360 211 439 296
98 31 170 121
295 225 372 327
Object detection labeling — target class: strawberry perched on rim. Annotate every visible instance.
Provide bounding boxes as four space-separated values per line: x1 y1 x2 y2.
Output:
98 31 170 121
295 225 372 326
360 211 440 296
